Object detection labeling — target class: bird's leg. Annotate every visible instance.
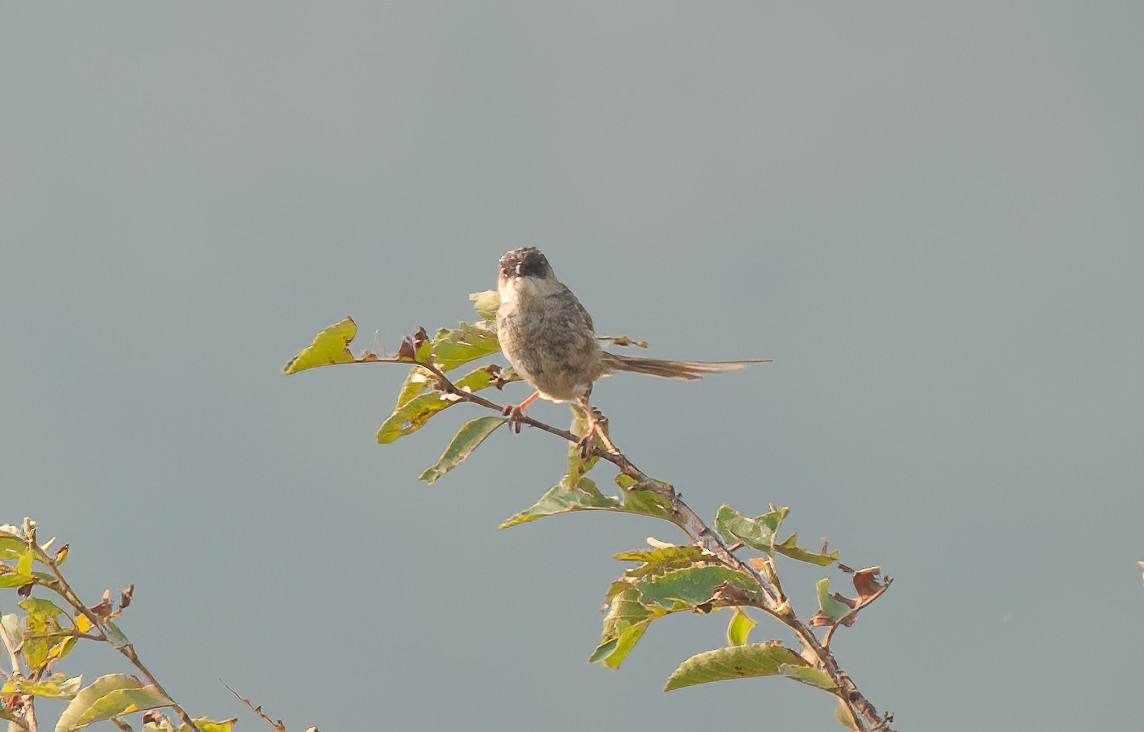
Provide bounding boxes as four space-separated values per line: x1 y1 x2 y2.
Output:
573 395 605 458
502 390 540 434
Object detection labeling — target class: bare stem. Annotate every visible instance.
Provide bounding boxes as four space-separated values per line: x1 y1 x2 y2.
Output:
409 358 893 731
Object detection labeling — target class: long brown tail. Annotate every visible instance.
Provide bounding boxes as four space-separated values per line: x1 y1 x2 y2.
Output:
601 352 770 380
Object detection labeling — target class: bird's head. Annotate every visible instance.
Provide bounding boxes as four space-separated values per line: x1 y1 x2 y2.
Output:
498 247 555 291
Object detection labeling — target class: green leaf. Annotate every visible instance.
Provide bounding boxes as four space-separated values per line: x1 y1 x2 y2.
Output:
637 566 758 610
714 504 788 552
431 322 500 371
499 406 619 526
101 620 130 650
591 587 667 669
774 533 839 566
502 414 683 528
420 416 505 484
378 364 501 444
282 318 357 375
469 290 500 321
500 475 616 528
453 364 500 392
663 642 805 691
565 409 601 474
778 663 837 690
614 546 706 580
501 465 683 529
16 548 34 576
1 674 83 699
179 719 237 732
0 571 33 588
394 366 435 408
816 578 853 623
0 535 26 561
19 598 68 670
727 608 756 646
376 391 459 443
57 674 171 731
71 687 173 729
616 477 676 523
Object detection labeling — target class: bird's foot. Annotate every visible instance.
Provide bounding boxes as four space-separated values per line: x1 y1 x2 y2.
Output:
502 403 527 434
502 390 541 434
576 424 598 458
575 410 608 458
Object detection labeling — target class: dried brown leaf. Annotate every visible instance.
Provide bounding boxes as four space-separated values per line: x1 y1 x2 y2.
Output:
88 589 114 620
853 567 884 600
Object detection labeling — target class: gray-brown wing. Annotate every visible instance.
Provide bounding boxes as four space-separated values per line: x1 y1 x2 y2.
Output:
573 294 594 333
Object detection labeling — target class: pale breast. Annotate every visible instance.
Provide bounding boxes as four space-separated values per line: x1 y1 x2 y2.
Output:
497 282 603 402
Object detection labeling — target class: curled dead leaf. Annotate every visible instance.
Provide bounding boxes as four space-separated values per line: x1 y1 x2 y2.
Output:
119 584 134 610
853 567 885 600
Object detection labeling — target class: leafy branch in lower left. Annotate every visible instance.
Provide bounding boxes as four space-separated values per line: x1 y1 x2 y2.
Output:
0 519 234 732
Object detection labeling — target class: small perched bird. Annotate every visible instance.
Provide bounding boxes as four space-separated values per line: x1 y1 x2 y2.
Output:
495 246 767 451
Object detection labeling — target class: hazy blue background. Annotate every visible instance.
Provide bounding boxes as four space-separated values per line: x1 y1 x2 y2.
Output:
3 3 1142 730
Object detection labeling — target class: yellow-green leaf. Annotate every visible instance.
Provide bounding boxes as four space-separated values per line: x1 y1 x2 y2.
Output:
377 392 459 444
637 566 758 610
378 365 501 444
70 686 173 728
431 322 500 371
816 578 853 623
283 318 357 375
1 674 82 699
663 642 804 691
779 663 837 690
18 598 67 670
179 719 237 732
419 416 506 484
714 504 788 552
727 608 756 646
57 674 170 731
591 587 667 669
774 533 839 566
469 290 500 320
499 476 617 528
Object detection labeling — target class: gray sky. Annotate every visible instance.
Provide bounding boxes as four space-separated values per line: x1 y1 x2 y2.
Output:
2 3 1142 730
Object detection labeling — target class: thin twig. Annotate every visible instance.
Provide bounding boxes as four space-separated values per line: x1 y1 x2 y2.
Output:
224 681 287 732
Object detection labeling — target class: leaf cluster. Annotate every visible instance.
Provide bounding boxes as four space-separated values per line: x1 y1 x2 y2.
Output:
0 520 238 732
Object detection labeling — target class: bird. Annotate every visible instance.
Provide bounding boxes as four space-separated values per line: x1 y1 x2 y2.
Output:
495 246 767 453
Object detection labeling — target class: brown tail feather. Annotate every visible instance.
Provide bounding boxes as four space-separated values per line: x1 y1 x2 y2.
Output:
600 352 770 380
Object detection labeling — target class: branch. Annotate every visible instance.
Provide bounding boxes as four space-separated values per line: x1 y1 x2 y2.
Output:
408 358 892 731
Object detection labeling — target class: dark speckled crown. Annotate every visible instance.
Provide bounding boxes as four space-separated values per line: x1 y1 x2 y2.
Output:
499 247 552 279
